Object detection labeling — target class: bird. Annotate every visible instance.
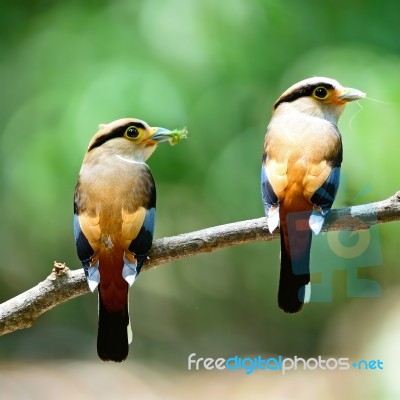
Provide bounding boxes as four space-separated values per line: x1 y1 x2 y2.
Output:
74 118 176 362
261 77 365 313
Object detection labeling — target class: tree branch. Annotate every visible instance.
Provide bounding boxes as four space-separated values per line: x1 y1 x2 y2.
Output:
1 192 399 336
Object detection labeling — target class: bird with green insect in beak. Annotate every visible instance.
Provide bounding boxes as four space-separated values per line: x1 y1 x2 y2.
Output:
74 118 186 362
261 77 365 313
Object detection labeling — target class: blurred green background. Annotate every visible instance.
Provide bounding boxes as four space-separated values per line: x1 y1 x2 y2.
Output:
1 0 399 398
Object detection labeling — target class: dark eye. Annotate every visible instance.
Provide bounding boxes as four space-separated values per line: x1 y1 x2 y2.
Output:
313 86 329 99
126 126 139 138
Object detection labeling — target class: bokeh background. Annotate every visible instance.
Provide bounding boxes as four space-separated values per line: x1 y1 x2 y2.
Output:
1 0 399 398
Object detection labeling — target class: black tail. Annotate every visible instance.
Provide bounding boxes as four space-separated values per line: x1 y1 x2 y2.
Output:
97 291 130 362
278 213 312 313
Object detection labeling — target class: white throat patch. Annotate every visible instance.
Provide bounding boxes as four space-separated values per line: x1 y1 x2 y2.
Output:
116 154 146 165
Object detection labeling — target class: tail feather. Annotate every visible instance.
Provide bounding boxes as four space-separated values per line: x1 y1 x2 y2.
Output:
97 248 131 362
278 210 312 313
97 290 130 362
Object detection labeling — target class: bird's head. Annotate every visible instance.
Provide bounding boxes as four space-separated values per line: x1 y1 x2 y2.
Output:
86 118 175 162
273 77 365 123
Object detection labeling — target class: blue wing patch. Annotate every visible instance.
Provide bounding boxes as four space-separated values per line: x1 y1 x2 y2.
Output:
261 165 279 214
309 167 341 235
128 207 155 272
261 164 281 233
74 213 94 273
310 166 341 215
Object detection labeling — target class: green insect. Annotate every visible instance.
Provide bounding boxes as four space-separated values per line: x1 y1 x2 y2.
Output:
168 128 188 145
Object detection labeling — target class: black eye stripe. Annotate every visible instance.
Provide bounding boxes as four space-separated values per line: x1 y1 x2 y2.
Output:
128 122 146 130
274 83 334 109
88 121 147 151
88 130 123 152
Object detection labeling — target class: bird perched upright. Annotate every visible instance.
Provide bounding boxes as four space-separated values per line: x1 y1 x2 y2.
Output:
261 77 365 313
74 118 184 362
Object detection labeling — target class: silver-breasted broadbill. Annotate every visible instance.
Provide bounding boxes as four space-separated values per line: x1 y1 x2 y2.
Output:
74 118 178 362
261 77 365 313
